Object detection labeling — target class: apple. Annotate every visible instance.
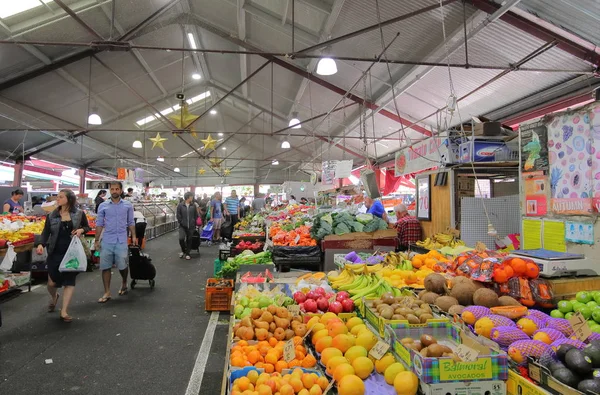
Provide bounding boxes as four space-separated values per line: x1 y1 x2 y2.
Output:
592 309 600 324
576 291 592 304
306 291 319 300
317 297 329 312
304 299 318 313
314 287 327 297
557 300 573 314
328 301 343 314
336 291 350 301
580 307 592 320
587 301 599 309
550 310 564 318
565 312 575 320
341 298 354 313
293 291 307 304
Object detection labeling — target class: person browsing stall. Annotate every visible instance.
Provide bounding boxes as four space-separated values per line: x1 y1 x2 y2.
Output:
3 188 24 213
252 193 266 212
210 192 224 242
36 189 90 323
94 190 107 213
224 190 240 228
364 196 388 221
94 182 136 303
392 204 422 251
177 192 198 260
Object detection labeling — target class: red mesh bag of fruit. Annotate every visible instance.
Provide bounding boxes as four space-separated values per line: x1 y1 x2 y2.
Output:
507 277 535 307
529 278 554 308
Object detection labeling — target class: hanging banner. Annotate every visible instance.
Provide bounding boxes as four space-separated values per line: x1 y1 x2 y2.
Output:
548 111 593 215
117 168 127 180
334 160 353 179
520 121 549 172
589 103 600 212
523 171 548 216
321 161 336 186
394 137 450 176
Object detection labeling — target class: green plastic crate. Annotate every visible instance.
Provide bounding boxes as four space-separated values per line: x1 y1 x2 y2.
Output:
214 258 224 276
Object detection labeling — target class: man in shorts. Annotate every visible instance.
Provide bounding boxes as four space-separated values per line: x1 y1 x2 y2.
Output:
95 182 136 303
210 192 224 242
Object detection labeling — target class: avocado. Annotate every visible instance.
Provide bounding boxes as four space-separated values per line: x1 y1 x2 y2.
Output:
566 349 594 375
578 379 600 395
558 344 578 363
589 340 600 349
549 360 568 373
584 344 600 368
588 369 600 380
553 368 581 388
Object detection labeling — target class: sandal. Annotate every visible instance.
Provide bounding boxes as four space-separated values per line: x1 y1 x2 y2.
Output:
97 296 111 303
118 287 129 296
48 293 60 313
60 314 73 323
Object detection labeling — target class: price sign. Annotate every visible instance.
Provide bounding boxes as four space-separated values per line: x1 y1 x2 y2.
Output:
569 311 592 341
455 344 480 362
368 340 390 360
323 378 335 394
283 339 296 363
287 305 300 315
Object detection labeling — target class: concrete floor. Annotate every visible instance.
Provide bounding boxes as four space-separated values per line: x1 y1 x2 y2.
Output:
0 232 228 395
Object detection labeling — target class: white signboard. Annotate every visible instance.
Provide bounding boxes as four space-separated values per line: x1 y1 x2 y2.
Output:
395 137 451 176
334 160 353 179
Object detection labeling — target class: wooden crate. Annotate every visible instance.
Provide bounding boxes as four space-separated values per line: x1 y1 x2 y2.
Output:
548 276 600 301
205 278 234 311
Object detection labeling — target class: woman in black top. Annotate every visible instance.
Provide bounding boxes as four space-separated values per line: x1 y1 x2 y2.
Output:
36 189 90 323
94 190 106 213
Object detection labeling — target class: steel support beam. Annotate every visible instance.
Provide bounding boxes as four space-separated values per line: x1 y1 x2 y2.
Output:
13 159 24 187
54 0 104 40
469 0 600 66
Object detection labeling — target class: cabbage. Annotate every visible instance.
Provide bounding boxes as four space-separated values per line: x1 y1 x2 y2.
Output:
350 221 364 232
356 213 373 224
240 250 255 256
334 223 351 235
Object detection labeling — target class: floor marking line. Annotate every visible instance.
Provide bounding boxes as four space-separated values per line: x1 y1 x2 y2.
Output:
185 311 219 395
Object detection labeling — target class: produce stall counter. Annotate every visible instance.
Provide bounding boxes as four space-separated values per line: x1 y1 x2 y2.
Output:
133 201 177 240
321 229 397 272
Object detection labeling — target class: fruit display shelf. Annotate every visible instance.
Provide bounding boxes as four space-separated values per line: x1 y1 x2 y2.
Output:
0 241 35 257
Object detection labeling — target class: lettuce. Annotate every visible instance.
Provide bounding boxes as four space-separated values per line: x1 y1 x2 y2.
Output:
350 221 364 232
334 223 351 235
356 213 374 224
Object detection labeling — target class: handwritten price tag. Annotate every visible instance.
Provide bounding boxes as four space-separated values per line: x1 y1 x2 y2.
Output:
455 344 480 362
569 311 592 341
283 339 296 363
368 340 390 360
287 305 300 315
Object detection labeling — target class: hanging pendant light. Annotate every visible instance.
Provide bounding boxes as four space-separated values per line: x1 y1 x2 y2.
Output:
316 57 337 76
88 107 102 125
174 167 180 172
272 160 279 165
281 140 290 149
132 140 143 148
157 156 164 162
288 112 301 129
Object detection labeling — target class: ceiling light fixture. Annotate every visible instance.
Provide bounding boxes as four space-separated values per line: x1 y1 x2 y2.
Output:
192 73 201 80
174 167 180 173
218 132 223 136
187 33 197 49
157 156 164 162
288 112 301 129
132 140 143 148
316 57 337 76
222 147 226 150
210 109 217 115
88 108 102 125
272 160 279 165
281 140 290 149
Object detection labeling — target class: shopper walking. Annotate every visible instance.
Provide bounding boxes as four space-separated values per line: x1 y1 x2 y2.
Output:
177 192 198 260
94 190 107 213
224 190 241 228
3 188 24 213
210 192 224 242
36 189 90 322
94 182 136 303
252 193 266 213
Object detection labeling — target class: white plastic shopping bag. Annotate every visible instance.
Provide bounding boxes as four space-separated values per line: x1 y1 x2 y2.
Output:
58 237 88 272
0 245 16 272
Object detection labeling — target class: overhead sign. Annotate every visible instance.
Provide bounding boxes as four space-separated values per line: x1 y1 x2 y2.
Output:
395 137 451 176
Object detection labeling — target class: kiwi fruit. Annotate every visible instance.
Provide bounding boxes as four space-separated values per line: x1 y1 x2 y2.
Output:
398 307 414 316
392 314 404 320
498 296 522 306
420 313 434 323
473 288 500 308
435 296 459 313
406 314 420 324
401 337 414 345
381 292 396 305
439 345 453 354
447 305 466 316
406 342 422 352
420 304 432 313
420 334 437 346
427 344 445 357
380 307 394 320
449 282 477 306
424 273 447 294
420 348 429 357
420 292 441 305
372 300 382 307
377 303 390 312
394 307 405 315
413 308 425 317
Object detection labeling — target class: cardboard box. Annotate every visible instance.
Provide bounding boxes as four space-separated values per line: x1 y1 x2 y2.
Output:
474 121 503 137
507 369 551 395
421 379 506 395
390 322 508 383
528 358 584 395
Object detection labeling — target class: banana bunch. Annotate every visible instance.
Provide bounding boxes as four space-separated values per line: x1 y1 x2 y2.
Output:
327 268 356 290
398 259 413 271
384 251 409 266
344 263 384 275
348 274 401 306
416 232 466 250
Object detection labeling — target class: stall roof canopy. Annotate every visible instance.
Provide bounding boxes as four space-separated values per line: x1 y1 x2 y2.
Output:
0 0 597 185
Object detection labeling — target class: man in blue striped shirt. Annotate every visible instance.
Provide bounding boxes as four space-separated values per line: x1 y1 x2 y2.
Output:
224 190 240 232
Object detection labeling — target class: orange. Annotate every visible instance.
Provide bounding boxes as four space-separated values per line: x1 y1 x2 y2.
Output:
326 355 349 375
265 352 278 365
393 371 419 395
311 329 329 346
503 265 514 278
302 354 317 368
289 377 304 393
352 356 374 379
525 262 539 278
231 356 246 367
337 375 365 395
288 359 301 368
247 369 259 384
263 363 275 373
321 348 343 366
237 377 251 391
293 336 303 346
315 336 333 353
302 373 316 389
238 340 249 347
295 350 306 361
247 350 261 365
280 384 294 395
332 334 355 353
317 376 329 390
510 258 527 275
275 360 288 373
333 363 355 382
309 384 323 395
328 321 348 337
493 269 508 284
268 337 278 347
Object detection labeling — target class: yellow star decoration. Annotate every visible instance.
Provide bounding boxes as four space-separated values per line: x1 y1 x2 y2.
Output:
168 104 200 137
223 168 231 176
148 132 167 150
198 168 206 175
210 157 222 168
201 134 217 151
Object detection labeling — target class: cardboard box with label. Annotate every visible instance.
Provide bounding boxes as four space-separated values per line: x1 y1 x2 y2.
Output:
507 369 550 395
421 379 506 395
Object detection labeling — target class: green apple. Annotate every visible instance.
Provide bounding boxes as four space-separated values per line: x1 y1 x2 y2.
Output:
588 301 598 309
594 293 600 305
565 312 575 320
592 309 600 324
592 291 600 298
580 307 592 320
588 320 596 327
558 300 574 314
574 303 587 313
550 310 565 318
592 325 600 334
577 291 593 304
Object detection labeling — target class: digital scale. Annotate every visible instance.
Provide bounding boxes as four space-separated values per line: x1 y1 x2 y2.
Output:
510 249 597 278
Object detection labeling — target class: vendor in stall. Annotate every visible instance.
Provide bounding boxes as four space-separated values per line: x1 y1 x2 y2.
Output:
3 188 24 213
392 203 421 251
364 196 388 221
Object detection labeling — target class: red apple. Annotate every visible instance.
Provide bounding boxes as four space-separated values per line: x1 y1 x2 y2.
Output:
306 291 319 300
336 291 350 301
316 297 329 312
304 299 318 313
341 298 354 313
329 301 343 314
293 291 307 304
314 287 326 297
